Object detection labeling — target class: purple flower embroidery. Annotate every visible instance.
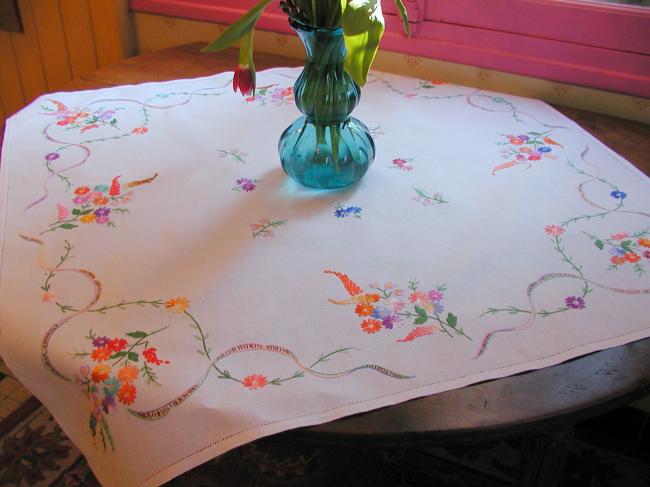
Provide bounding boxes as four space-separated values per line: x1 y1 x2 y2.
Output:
382 315 398 329
45 152 60 161
428 290 444 302
101 394 117 414
92 336 110 347
235 178 257 192
94 207 111 224
565 296 586 310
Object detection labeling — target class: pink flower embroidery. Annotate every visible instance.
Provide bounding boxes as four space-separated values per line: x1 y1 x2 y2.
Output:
57 204 69 220
132 127 148 135
610 232 629 240
544 224 565 236
390 158 414 171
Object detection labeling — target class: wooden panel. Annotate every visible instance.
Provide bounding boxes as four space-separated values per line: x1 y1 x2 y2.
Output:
0 31 25 117
88 0 123 67
59 0 97 78
31 0 72 91
9 0 47 103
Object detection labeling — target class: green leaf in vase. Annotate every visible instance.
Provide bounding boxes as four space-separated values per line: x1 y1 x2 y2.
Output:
342 0 385 86
201 0 275 52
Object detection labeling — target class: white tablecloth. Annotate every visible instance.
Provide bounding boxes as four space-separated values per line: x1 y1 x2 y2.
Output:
1 68 649 486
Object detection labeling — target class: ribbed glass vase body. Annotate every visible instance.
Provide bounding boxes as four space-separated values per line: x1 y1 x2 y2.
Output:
278 21 375 189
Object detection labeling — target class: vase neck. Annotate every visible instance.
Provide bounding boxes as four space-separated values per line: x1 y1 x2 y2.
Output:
293 22 346 65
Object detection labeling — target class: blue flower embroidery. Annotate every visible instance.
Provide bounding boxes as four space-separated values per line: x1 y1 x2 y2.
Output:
610 190 627 200
334 204 363 219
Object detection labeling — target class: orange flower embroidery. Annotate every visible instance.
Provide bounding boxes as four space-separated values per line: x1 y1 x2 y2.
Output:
355 303 374 316
91 364 111 383
611 255 626 265
91 347 112 362
242 374 267 389
74 186 90 196
93 195 109 206
117 364 139 384
165 297 190 313
361 319 382 334
638 237 650 248
117 383 137 404
624 252 641 263
80 213 95 224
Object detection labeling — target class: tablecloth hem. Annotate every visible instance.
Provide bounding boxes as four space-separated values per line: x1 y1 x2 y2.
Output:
132 327 650 487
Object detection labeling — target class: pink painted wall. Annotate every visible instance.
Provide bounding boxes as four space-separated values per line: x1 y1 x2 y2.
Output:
130 0 650 97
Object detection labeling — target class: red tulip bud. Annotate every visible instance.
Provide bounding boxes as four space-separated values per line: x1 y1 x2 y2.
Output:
233 64 254 96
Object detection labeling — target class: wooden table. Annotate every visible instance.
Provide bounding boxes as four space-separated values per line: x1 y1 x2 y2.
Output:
2 43 650 487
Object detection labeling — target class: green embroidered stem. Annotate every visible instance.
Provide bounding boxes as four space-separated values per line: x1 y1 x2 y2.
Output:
183 310 232 381
480 306 531 317
41 241 72 292
310 347 354 368
252 219 287 238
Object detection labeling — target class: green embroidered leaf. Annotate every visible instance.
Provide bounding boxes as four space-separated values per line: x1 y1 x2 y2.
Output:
110 351 127 359
414 315 428 325
126 331 148 338
414 306 427 317
60 223 77 230
71 209 81 216
127 352 139 362
594 239 604 250
201 0 274 52
447 313 458 328
80 208 94 215
621 240 632 252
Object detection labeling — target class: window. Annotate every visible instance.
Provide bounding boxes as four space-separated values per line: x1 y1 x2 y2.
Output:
130 0 650 96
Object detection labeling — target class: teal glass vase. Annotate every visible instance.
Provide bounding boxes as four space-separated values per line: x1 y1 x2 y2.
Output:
279 20 375 189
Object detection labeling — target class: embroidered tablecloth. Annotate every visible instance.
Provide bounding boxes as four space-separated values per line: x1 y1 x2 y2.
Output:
1 68 649 486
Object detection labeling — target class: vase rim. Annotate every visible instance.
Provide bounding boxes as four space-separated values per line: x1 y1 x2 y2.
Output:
289 18 343 35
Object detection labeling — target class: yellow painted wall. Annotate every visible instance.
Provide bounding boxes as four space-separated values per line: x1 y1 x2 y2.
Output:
134 12 650 124
0 0 135 131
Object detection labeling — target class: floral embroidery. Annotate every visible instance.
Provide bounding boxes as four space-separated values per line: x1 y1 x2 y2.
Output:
334 204 362 219
131 127 148 135
216 148 248 164
610 190 627 200
242 374 268 389
41 174 157 234
564 296 586 309
22 236 414 452
233 178 261 192
583 228 650 276
244 85 294 106
492 131 562 175
544 224 565 236
325 270 470 342
412 188 447 206
165 297 190 313
41 100 122 134
251 218 287 238
389 157 414 171
74 327 170 450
